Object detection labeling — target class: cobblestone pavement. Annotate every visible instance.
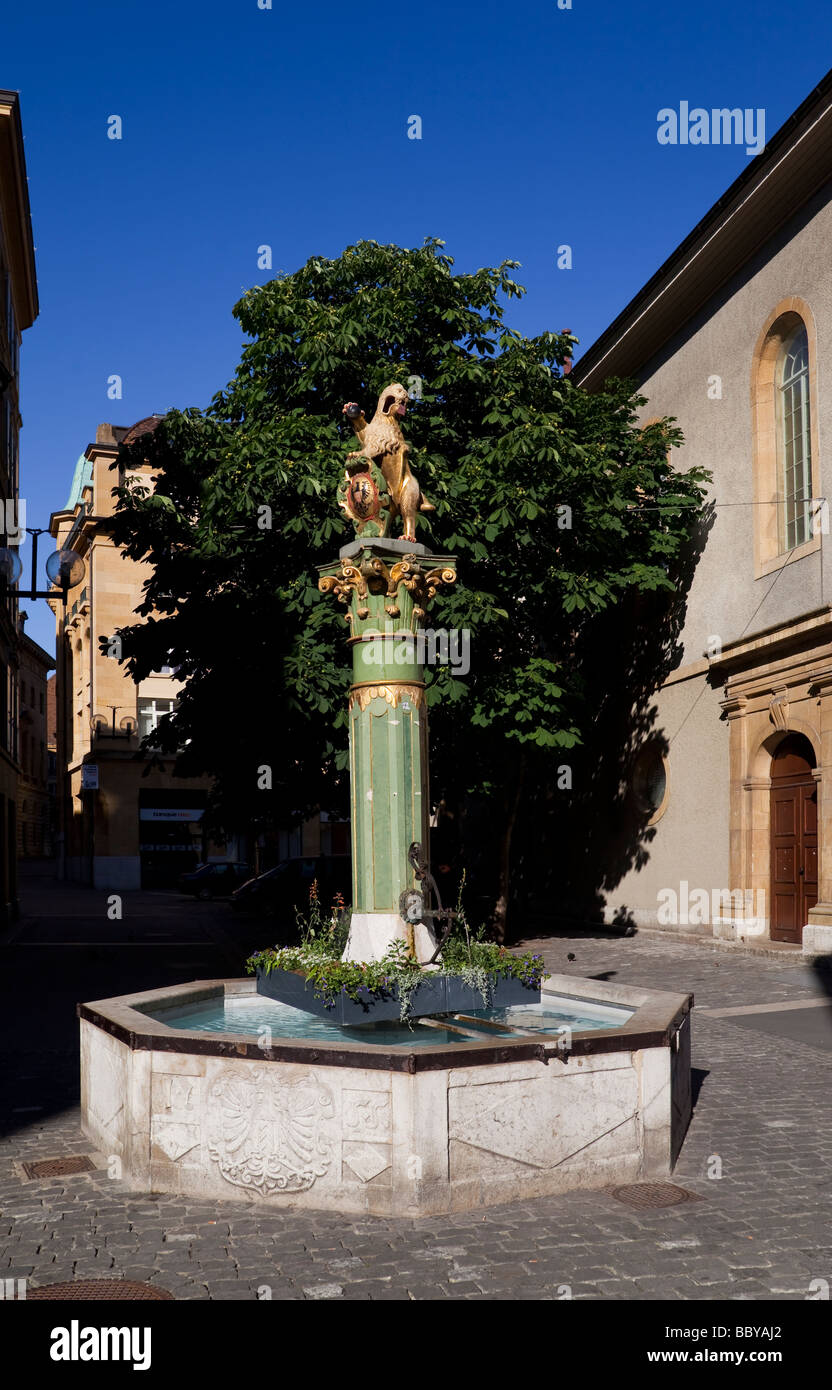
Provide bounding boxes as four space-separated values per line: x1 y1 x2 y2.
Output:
2 870 831 1300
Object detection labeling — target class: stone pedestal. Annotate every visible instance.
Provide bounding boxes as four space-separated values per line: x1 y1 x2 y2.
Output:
318 539 456 962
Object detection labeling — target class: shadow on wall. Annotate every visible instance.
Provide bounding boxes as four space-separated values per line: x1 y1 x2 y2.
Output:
511 500 716 940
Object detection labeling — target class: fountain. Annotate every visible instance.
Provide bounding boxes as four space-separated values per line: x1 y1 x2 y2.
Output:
79 385 692 1214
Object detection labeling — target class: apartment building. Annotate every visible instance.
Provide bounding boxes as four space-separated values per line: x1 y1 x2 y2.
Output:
48 419 214 890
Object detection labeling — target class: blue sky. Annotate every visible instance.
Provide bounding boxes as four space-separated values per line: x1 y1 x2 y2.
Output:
4 0 831 656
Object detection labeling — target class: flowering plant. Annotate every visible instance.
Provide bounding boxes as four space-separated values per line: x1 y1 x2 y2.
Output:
246 882 547 1023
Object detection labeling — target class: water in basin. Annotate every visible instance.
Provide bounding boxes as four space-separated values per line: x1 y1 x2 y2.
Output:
460 996 633 1034
151 995 465 1047
148 991 632 1046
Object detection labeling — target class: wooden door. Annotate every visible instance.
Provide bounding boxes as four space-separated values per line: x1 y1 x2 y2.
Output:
770 735 817 944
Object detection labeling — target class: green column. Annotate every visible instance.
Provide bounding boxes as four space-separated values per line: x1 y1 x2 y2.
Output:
318 540 456 961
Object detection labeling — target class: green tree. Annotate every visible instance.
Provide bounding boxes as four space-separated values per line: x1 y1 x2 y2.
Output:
108 239 708 935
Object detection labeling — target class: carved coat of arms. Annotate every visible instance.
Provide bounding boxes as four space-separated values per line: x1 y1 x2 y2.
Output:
348 471 380 520
338 456 391 536
206 1069 334 1196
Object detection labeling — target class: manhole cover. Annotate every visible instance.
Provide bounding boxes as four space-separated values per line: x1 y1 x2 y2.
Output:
28 1280 174 1301
611 1182 702 1209
22 1155 96 1180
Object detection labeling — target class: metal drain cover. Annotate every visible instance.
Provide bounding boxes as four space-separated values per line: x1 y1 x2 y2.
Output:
22 1155 96 1180
28 1280 174 1301
611 1182 702 1209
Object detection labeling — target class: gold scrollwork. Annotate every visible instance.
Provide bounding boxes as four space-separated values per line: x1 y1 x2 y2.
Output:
318 561 370 620
319 556 456 625
391 562 456 619
348 683 425 713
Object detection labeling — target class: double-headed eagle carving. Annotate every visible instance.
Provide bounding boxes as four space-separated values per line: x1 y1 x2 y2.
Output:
207 1072 334 1196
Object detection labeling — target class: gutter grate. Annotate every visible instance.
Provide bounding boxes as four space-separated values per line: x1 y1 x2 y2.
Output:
611 1182 702 1210
28 1280 174 1300
21 1155 97 1179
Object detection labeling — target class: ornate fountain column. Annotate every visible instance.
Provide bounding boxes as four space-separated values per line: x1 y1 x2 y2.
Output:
317 384 456 962
319 539 456 961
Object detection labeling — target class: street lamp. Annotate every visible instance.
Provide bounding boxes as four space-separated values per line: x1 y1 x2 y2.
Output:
0 529 86 604
45 547 86 593
0 548 22 586
91 708 138 740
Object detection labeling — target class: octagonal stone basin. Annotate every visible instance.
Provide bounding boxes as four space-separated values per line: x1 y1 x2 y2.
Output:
78 974 692 1216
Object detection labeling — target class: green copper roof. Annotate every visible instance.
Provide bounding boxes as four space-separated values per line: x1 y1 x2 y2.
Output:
64 453 92 511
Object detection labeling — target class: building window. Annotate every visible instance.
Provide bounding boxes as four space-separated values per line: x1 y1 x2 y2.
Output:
777 324 813 551
137 697 177 740
632 744 669 824
752 300 820 577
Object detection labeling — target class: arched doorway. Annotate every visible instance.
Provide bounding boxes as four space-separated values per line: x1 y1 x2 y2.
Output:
770 733 818 943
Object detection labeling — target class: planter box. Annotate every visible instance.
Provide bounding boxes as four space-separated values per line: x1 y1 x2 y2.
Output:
442 975 534 1014
255 966 539 1025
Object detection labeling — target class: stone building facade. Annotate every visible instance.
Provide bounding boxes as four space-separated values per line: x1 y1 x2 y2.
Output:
575 69 832 953
48 419 215 890
46 671 57 851
17 616 54 858
0 90 37 918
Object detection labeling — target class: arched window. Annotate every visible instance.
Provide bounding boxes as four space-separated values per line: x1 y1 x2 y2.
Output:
751 300 820 577
777 323 812 551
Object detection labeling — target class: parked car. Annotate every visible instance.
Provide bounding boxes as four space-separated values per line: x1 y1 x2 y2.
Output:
231 855 351 923
178 862 251 900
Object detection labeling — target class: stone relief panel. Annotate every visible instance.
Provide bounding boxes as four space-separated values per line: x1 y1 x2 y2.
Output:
150 1117 200 1163
152 1074 196 1114
86 1034 127 1136
342 1141 392 1185
342 1089 392 1138
206 1068 335 1196
150 1072 201 1164
449 1069 639 1173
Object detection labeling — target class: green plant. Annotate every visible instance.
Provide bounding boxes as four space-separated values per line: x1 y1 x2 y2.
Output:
247 936 422 1021
292 882 351 958
246 883 547 1023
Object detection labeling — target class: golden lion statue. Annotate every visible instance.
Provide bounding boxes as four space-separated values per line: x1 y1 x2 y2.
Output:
342 383 434 541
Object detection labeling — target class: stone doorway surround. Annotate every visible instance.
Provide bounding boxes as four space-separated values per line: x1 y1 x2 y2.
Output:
713 606 832 953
